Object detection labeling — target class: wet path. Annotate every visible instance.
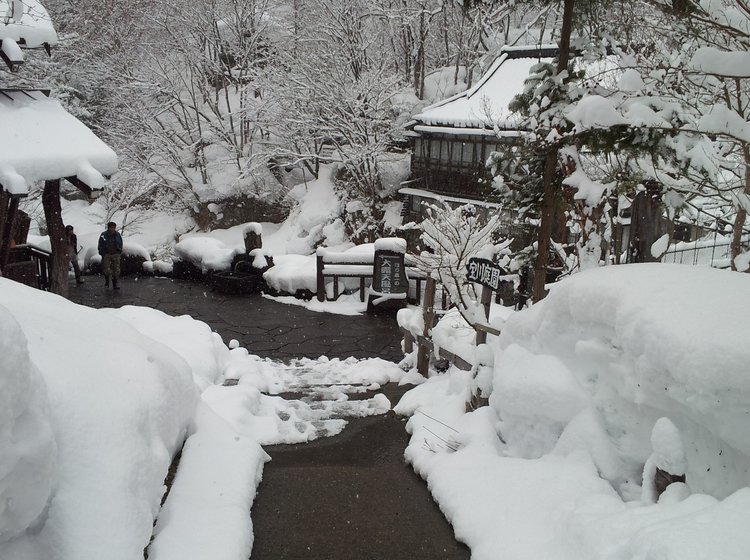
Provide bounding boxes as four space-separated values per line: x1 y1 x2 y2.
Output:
67 276 470 560
251 385 470 560
67 276 402 362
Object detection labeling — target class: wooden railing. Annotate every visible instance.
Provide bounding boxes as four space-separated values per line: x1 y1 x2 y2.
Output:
402 277 502 376
315 248 374 302
4 244 51 290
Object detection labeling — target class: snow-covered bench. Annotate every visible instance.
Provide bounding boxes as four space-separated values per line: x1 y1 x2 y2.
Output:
315 246 430 304
315 248 374 302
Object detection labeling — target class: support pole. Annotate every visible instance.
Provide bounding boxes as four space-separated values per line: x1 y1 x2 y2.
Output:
316 251 325 302
417 277 436 376
475 285 493 345
42 179 69 296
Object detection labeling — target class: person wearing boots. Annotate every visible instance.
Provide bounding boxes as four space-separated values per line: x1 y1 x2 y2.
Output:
98 221 123 289
65 225 84 284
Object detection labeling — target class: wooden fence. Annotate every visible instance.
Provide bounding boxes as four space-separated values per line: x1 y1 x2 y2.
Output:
403 277 501 376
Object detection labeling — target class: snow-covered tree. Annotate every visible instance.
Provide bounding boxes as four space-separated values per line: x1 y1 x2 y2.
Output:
559 0 750 271
412 202 513 329
259 0 409 239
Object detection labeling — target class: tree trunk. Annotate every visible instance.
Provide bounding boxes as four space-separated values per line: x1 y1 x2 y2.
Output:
42 179 70 296
628 184 666 263
532 0 575 302
532 152 560 301
731 151 750 271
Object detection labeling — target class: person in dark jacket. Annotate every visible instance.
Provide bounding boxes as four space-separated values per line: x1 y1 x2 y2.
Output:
98 221 123 289
65 225 84 284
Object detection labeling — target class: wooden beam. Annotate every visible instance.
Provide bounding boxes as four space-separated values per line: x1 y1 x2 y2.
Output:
475 285 493 345
0 193 18 268
0 40 23 72
403 329 474 372
316 253 325 301
417 277 436 376
475 323 501 337
0 191 9 264
64 176 94 198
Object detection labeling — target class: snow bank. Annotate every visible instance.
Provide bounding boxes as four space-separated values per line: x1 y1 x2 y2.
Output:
108 306 231 391
0 278 198 560
495 264 750 497
174 236 241 272
0 307 56 544
147 403 269 560
398 264 750 560
263 254 317 293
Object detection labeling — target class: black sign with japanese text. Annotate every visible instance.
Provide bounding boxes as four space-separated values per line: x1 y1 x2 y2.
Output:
467 257 507 291
373 253 408 294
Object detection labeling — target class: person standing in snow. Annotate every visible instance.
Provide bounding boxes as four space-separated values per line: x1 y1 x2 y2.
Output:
98 221 123 289
65 225 84 284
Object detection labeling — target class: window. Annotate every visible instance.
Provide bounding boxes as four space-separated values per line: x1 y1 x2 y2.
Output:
673 223 691 242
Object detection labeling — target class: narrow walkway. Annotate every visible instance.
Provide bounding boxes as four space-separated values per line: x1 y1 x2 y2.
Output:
67 276 469 560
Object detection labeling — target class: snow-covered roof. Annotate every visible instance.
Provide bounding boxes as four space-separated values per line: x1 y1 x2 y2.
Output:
412 45 557 131
0 0 57 68
0 90 118 196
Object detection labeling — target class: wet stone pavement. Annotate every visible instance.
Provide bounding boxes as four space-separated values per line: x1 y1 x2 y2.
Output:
67 275 470 560
66 276 403 362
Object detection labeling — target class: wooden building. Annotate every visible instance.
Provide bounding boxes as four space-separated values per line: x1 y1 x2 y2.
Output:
401 45 557 223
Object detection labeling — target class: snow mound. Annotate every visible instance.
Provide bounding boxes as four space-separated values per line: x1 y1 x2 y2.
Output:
0 278 199 560
174 236 240 272
497 263 750 497
0 307 56 543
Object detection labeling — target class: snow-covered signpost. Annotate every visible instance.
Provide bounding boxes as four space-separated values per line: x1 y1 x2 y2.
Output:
367 237 409 312
466 257 506 345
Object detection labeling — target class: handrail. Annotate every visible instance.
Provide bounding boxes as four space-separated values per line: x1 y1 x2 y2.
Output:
6 244 51 290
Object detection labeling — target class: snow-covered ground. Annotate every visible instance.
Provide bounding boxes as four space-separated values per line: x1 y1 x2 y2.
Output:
397 263 750 560
9 163 750 560
0 277 404 560
3 257 750 559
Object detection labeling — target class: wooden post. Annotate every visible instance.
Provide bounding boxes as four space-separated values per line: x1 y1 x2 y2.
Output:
475 285 493 345
15 210 31 244
0 191 13 269
243 228 262 253
417 277 436 376
42 179 69 296
316 252 325 302
403 330 414 354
